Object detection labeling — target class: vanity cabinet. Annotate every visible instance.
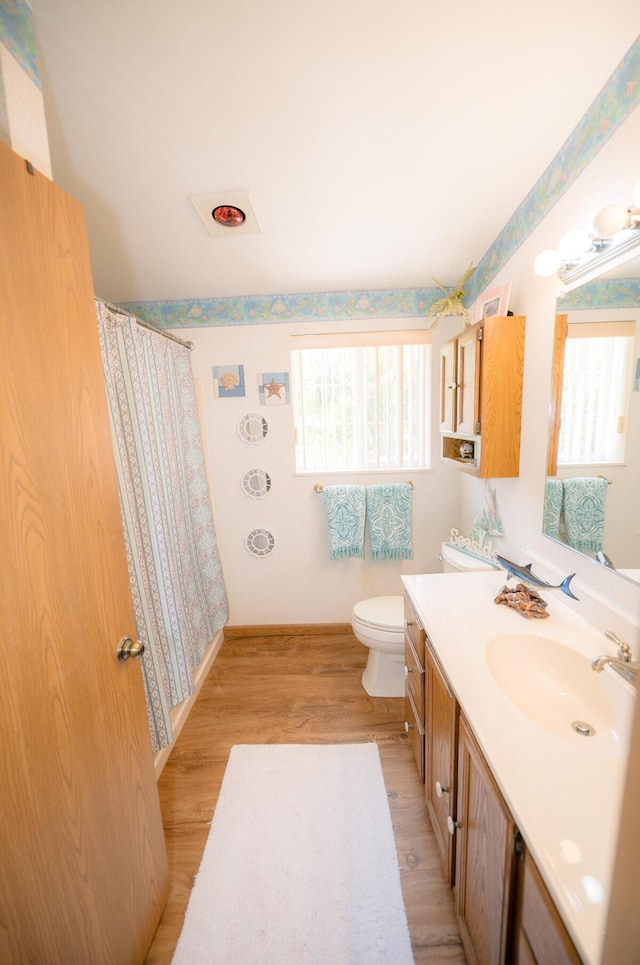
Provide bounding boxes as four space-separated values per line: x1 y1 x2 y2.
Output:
402 589 582 965
455 714 517 965
404 596 426 782
425 642 459 884
513 849 582 965
439 315 526 478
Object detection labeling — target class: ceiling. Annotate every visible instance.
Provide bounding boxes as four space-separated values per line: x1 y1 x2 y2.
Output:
30 1 639 305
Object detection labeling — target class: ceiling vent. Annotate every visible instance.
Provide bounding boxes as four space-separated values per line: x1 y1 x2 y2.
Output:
188 189 260 238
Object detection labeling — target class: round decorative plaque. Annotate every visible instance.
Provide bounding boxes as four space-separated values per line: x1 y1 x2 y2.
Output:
237 413 268 445
245 528 275 557
241 468 272 499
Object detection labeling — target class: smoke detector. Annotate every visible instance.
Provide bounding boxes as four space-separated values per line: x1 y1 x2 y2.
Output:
189 189 260 238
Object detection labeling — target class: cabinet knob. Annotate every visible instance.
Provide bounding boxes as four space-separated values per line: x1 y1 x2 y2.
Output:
405 666 413 675
447 816 461 836
404 618 414 627
447 382 458 390
435 781 449 798
404 721 413 732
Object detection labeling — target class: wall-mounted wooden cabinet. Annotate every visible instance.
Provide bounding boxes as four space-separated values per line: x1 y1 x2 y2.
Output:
439 315 526 478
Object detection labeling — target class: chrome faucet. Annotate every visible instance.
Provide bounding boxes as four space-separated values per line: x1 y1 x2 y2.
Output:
591 631 639 686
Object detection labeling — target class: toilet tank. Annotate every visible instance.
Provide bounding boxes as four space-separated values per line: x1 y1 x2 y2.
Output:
440 542 496 573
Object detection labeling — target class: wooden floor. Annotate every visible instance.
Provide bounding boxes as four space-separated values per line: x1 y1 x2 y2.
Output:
144 626 466 964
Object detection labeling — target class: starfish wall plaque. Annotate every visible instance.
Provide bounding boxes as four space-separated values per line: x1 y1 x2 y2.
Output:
259 372 290 405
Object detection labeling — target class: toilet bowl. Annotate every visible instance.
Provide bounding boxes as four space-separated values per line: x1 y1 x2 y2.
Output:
351 596 405 697
352 545 496 698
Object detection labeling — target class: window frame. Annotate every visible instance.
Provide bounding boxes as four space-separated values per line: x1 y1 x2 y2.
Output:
290 329 432 475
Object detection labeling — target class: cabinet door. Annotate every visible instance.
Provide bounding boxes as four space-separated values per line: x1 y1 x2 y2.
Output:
440 337 457 432
425 645 458 884
405 690 425 782
455 715 516 965
513 849 581 965
456 326 481 435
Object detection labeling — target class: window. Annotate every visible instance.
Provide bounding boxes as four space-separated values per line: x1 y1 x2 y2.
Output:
558 321 635 466
290 331 431 472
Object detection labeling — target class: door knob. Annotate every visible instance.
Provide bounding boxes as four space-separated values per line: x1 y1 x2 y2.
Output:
117 636 145 662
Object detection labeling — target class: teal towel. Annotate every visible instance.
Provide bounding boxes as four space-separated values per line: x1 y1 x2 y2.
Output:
322 485 366 560
366 484 413 561
543 478 564 539
562 476 608 553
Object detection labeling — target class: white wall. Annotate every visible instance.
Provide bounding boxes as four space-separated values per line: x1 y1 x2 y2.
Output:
185 317 461 625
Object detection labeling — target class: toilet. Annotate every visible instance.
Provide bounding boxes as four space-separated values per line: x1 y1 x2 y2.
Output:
352 543 496 697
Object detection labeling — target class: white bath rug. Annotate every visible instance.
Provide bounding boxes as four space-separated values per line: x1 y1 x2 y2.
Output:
171 742 414 965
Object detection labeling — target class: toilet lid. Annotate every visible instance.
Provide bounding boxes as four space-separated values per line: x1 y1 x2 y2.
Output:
352 596 404 632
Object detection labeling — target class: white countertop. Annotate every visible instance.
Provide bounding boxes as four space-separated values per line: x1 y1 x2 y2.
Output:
402 570 636 965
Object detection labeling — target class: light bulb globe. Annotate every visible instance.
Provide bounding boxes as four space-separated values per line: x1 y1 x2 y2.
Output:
534 249 562 277
593 204 630 238
557 229 591 260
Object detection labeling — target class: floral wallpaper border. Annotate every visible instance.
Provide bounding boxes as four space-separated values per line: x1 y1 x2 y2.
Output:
121 36 640 330
557 277 640 311
0 0 40 88
122 287 439 330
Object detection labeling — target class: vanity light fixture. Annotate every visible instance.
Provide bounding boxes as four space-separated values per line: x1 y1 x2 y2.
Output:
534 178 640 292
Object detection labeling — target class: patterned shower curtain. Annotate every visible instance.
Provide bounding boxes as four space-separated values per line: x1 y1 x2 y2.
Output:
96 302 228 751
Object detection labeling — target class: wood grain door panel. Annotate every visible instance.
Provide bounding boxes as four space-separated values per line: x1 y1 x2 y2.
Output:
0 142 168 964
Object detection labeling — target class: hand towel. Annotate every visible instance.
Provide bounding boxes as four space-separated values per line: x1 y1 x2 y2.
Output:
366 483 413 561
543 478 564 540
322 485 366 560
562 476 608 553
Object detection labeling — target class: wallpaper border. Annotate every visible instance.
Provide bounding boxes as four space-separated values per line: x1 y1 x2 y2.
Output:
0 0 39 88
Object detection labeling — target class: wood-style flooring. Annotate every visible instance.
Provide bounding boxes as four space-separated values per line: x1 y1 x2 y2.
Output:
144 625 466 964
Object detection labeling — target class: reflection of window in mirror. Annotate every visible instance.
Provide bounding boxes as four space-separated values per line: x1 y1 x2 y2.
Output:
548 317 635 472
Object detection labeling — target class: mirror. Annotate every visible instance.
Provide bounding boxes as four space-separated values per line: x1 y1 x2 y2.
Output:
237 413 269 445
545 299 639 584
542 103 640 585
245 528 275 557
242 468 272 499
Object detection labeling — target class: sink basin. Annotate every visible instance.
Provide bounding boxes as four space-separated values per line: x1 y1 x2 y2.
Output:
486 634 634 750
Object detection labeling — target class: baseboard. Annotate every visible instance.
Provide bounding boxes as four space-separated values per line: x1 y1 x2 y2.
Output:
224 623 352 638
153 627 226 779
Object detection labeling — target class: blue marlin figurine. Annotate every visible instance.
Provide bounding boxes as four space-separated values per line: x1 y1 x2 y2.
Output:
496 555 579 600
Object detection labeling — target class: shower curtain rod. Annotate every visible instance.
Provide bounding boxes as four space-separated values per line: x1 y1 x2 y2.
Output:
96 296 194 350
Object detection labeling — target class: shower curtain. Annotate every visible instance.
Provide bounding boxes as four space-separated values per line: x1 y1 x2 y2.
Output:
97 302 228 751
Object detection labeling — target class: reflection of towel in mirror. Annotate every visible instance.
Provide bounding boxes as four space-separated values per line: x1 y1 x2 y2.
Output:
562 477 608 553
543 479 564 539
366 484 413 561
322 485 366 560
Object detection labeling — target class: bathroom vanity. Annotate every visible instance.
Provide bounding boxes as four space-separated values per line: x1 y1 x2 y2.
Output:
402 571 634 965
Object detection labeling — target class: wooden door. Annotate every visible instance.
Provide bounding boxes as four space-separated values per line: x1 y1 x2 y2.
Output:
0 143 168 963
425 646 458 884
456 325 481 435
454 714 516 965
